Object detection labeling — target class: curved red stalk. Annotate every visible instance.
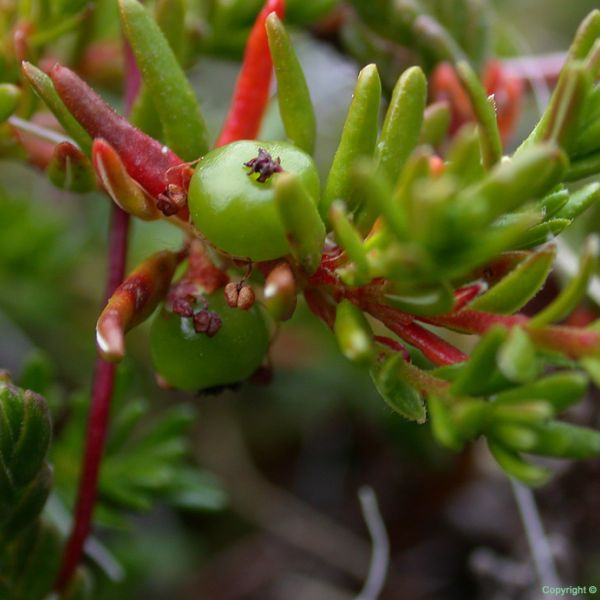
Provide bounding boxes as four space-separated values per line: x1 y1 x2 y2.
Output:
215 0 285 147
96 250 179 362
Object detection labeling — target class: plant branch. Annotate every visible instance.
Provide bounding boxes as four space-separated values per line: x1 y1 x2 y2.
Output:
55 38 138 590
55 206 130 590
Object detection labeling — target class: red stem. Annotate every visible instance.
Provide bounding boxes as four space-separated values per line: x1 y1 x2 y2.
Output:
384 320 467 366
365 303 467 365
422 309 528 334
56 207 130 590
56 44 139 590
215 0 285 147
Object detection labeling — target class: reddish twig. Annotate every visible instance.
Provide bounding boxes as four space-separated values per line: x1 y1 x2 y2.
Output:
422 309 528 334
382 320 467 366
56 207 130 590
56 45 140 590
215 0 285 147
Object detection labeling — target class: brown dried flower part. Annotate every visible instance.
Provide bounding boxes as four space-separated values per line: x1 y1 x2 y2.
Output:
193 309 222 337
156 185 187 216
244 147 283 183
170 296 195 317
224 282 256 310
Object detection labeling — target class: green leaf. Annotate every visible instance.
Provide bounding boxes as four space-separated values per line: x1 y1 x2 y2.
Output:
129 0 188 136
513 218 571 250
574 114 600 155
352 158 405 239
0 84 21 123
567 9 600 62
119 0 209 160
371 354 426 423
528 421 600 459
538 188 569 219
21 62 92 155
106 398 147 453
451 398 489 439
531 235 599 327
155 0 187 62
274 172 325 275
451 327 507 396
519 12 599 154
1 386 51 489
487 440 550 486
543 62 592 153
470 246 555 314
455 61 502 169
565 151 600 181
1 464 52 543
63 398 231 518
0 520 62 600
556 182 600 219
322 64 381 219
461 143 568 227
329 201 370 286
419 101 451 147
412 14 465 63
491 401 553 425
334 299 375 365
446 125 484 186
493 371 588 414
582 357 600 388
428 394 463 450
267 13 316 154
376 66 427 184
497 327 538 384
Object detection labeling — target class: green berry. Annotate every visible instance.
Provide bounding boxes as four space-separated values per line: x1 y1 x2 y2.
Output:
188 140 320 261
150 292 270 391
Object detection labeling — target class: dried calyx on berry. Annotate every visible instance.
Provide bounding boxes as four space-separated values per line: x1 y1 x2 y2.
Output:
150 291 270 392
244 147 284 183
